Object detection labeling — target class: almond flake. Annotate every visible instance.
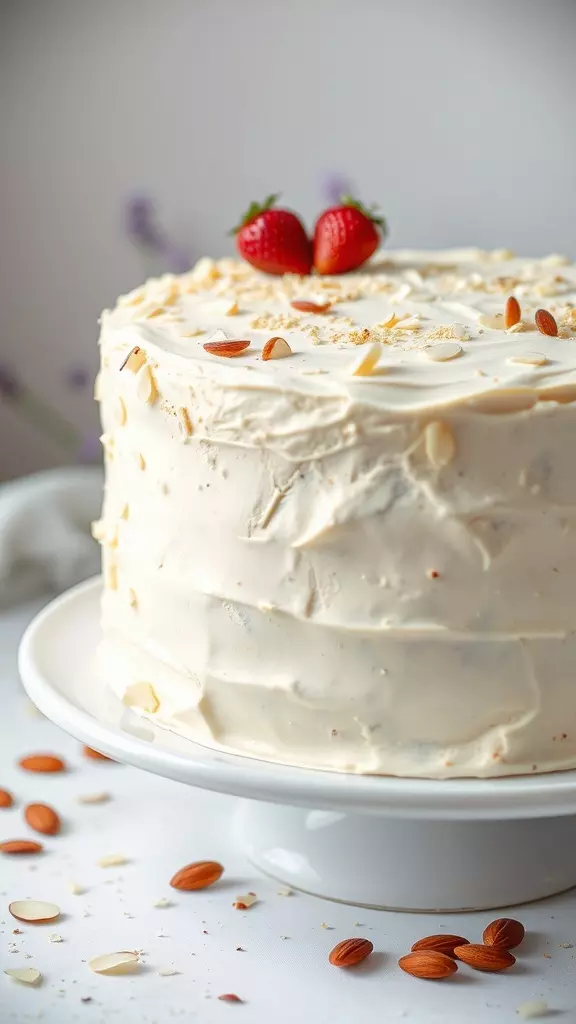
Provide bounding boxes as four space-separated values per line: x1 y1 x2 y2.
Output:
77 792 110 805
98 853 129 868
349 342 383 377
233 892 258 910
508 352 548 366
68 881 86 894
122 681 160 714
128 588 138 609
136 452 146 471
277 887 293 897
425 421 456 469
9 901 60 924
291 300 331 313
5 968 42 986
106 563 118 591
516 1001 550 1019
379 312 401 329
225 301 239 316
205 329 228 343
88 951 140 976
120 347 146 373
49 934 63 943
135 364 158 404
117 396 127 425
120 503 129 520
178 407 193 437
158 967 180 976
153 898 172 909
478 312 506 330
425 342 462 362
262 336 292 360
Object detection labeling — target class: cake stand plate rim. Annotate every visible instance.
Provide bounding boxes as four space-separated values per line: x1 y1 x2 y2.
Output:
17 576 576 822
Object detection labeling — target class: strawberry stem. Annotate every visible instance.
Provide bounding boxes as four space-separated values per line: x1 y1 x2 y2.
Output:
229 194 280 235
340 195 387 233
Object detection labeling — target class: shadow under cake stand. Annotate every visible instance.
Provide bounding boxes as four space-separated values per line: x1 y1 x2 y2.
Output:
18 578 576 913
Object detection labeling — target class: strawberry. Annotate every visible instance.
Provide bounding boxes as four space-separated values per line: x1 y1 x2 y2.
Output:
313 196 386 275
231 194 312 276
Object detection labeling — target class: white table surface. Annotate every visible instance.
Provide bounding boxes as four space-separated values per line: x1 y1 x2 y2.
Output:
1 598 575 1024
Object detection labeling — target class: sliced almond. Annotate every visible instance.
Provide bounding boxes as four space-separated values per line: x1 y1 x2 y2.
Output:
178 407 193 437
88 951 140 976
135 364 159 404
49 934 63 943
291 300 331 314
203 339 250 357
233 892 258 910
158 967 180 976
478 312 506 330
120 346 146 373
425 421 456 469
77 792 110 805
18 754 65 773
9 900 60 924
508 352 547 366
122 681 160 714
98 853 129 867
262 336 292 360
348 341 383 377
225 301 240 316
68 881 85 894
425 342 462 362
117 396 127 425
5 968 42 986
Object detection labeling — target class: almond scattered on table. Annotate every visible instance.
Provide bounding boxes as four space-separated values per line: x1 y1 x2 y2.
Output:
218 993 243 1003
411 934 470 959
0 788 14 808
77 791 110 805
18 754 66 774
329 937 374 968
88 951 140 976
170 860 224 891
24 803 61 836
453 943 515 972
82 746 113 761
483 917 525 950
97 853 129 868
4 968 42 986
399 950 458 979
9 900 60 924
233 892 258 910
0 839 43 855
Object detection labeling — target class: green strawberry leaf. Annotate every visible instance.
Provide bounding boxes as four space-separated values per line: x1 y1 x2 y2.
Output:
229 194 280 235
340 195 387 234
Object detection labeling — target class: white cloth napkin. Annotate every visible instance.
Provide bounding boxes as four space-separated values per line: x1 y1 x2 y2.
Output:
0 467 103 608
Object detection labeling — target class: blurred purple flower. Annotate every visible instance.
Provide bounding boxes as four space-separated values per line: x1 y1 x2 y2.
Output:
65 366 89 390
322 173 356 206
0 365 21 399
125 193 192 274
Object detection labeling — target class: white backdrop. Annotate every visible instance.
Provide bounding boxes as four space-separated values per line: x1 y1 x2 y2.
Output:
1 0 576 478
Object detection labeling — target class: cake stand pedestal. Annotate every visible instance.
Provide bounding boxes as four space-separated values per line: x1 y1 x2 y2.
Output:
18 579 576 913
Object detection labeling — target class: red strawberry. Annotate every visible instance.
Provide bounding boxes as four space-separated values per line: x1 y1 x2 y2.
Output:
313 197 386 275
232 194 312 276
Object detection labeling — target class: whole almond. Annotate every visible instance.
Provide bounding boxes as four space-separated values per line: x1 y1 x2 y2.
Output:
25 803 61 836
83 746 113 762
170 860 224 891
453 943 515 972
19 754 65 774
0 788 14 808
482 917 525 950
0 839 43 854
505 296 521 328
329 937 374 967
535 308 558 337
411 934 470 959
398 950 457 979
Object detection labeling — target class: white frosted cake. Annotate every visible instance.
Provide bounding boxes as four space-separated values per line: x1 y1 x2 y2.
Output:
95 248 576 778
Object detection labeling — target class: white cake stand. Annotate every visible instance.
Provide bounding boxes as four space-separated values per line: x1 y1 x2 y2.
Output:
19 578 576 913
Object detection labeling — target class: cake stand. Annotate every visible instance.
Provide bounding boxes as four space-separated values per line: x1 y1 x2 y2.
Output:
18 578 576 913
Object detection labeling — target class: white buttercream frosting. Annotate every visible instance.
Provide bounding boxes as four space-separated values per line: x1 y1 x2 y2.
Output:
96 248 576 777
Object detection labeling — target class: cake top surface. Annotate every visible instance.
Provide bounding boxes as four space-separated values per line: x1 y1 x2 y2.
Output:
103 248 576 413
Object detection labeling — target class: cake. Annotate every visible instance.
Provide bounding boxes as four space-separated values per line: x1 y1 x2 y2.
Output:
94 247 576 778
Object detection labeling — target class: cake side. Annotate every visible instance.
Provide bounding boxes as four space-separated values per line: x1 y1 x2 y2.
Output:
95 249 576 777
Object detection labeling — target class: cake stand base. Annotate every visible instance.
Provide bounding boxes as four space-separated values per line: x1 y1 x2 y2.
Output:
18 578 576 913
236 800 576 911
